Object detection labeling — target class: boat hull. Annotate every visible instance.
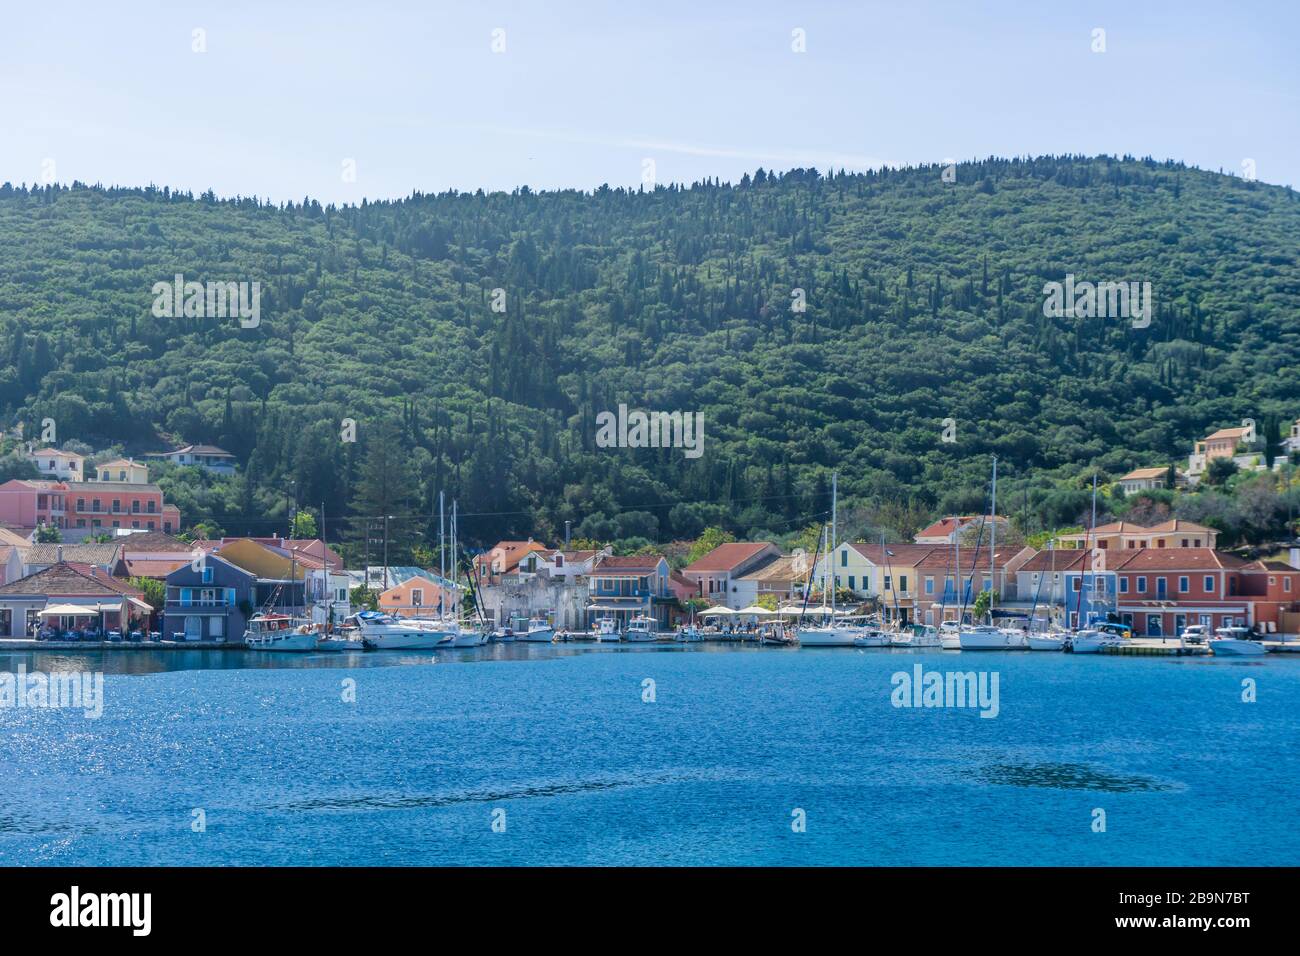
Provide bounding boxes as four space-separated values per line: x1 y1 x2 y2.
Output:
1028 636 1065 651
246 632 318 652
1209 639 1267 656
518 630 554 643
363 629 452 650
796 627 858 647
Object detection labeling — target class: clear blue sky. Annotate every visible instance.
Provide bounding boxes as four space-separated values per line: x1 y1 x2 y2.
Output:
2 1 1295 203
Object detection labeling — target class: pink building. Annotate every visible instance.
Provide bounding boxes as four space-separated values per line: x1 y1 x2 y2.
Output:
0 479 70 529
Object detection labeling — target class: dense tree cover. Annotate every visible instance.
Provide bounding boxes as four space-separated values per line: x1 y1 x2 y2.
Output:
1 155 1297 562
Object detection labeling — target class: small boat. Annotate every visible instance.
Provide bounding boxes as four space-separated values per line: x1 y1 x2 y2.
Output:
909 624 942 648
1180 624 1212 645
244 613 319 652
852 628 890 648
315 631 366 652
624 615 659 643
1067 629 1122 654
593 617 621 643
491 626 516 643
1209 626 1268 657
758 621 797 646
450 625 489 647
939 620 962 649
517 617 555 643
675 625 704 643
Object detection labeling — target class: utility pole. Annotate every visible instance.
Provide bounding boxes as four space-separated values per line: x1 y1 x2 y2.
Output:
565 520 571 551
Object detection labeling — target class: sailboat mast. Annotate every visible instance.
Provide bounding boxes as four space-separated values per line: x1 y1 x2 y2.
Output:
830 471 837 617
989 455 997 622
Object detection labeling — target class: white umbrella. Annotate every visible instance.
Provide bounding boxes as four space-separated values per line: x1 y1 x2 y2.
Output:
39 603 102 617
738 605 776 617
699 606 737 617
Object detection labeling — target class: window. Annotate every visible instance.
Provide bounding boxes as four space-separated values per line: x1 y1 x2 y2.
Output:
411 588 423 607
76 498 85 511
847 576 855 590
883 575 891 591
132 500 140 513
1072 578 1081 592
840 550 847 567
1181 538 1189 548
1119 578 1129 593
1157 539 1166 548
554 555 563 568
925 577 934 595
1137 576 1147 593
899 575 908 593
202 567 213 584
112 499 121 513
1287 578 1293 593
1178 576 1189 593
1204 576 1214 593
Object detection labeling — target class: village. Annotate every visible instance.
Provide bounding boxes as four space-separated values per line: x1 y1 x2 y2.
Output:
0 416 1296 650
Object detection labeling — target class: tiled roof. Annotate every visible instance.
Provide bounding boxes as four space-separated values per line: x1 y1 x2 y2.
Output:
0 561 135 597
846 543 944 564
914 547 1021 573
738 555 804 583
1120 467 1169 480
1015 550 1088 573
29 448 83 459
64 480 162 493
1113 548 1247 571
594 554 665 573
118 530 192 553
25 542 123 566
120 558 190 578
1205 427 1249 441
684 541 775 573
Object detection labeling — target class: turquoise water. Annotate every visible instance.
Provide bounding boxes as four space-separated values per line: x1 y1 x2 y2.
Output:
1 644 1296 866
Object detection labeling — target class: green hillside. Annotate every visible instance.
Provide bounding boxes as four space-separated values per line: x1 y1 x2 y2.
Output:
1 155 1297 555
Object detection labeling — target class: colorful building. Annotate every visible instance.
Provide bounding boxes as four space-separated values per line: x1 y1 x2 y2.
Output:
681 541 781 608
587 554 674 629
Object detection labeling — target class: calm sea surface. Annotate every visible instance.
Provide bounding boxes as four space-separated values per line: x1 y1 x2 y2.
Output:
1 643 1296 866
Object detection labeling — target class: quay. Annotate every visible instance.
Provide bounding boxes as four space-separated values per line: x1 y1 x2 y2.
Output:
0 638 243 651
1100 639 1211 656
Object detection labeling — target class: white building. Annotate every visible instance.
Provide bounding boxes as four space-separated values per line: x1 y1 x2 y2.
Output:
26 448 85 481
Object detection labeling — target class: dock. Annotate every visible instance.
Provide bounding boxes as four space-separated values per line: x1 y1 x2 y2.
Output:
1100 639 1210 656
0 639 245 651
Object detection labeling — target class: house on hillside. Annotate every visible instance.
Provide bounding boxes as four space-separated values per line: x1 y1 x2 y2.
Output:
25 448 84 481
1055 520 1218 551
1116 466 1169 495
913 515 1010 545
147 444 237 475
93 458 150 483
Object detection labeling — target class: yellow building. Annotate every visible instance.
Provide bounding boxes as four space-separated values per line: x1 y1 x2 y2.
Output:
96 458 150 483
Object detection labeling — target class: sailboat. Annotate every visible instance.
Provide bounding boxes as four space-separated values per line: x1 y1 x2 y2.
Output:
796 473 859 647
960 458 1027 650
245 530 318 650
1026 538 1065 650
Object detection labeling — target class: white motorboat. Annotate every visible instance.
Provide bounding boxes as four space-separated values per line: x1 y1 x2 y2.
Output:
939 621 962 649
1180 624 1211 645
593 617 620 643
958 624 1026 650
887 628 914 647
758 621 797 646
1067 629 1123 654
852 628 891 648
911 624 942 647
517 617 554 643
795 624 859 646
1209 626 1268 656
315 631 366 652
355 612 454 650
624 615 659 643
675 625 704 643
244 613 319 651
491 627 516 642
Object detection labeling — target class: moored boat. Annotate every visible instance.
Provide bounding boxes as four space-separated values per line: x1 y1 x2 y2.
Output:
1027 632 1066 651
244 613 319 651
593 617 621 642
355 612 454 650
1066 629 1122 654
624 614 658 643
939 620 962 649
1209 626 1268 656
675 625 704 643
517 617 554 643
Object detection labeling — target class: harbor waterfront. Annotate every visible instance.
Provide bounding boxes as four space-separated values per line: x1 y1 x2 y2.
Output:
2 643 1296 867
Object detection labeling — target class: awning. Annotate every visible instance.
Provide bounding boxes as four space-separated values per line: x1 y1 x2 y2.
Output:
587 604 638 612
39 603 104 617
126 597 153 611
737 605 775 616
699 606 737 616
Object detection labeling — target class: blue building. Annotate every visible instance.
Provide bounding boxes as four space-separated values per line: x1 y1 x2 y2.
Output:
162 553 256 642
586 554 674 629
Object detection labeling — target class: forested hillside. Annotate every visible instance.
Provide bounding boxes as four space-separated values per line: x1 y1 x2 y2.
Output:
1 156 1297 557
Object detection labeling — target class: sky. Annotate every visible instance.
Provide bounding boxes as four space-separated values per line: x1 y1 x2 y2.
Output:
1 1 1296 204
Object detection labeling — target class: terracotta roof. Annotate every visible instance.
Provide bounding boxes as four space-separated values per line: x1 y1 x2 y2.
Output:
1015 550 1088 573
29 448 83 459
64 480 162 493
684 542 775 573
1205 427 1249 441
0 561 138 597
1071 519 1216 537
119 558 190 578
474 540 551 573
1246 559 1299 572
171 444 234 457
1120 467 1169 480
1113 548 1247 571
846 543 944 564
914 547 1021 574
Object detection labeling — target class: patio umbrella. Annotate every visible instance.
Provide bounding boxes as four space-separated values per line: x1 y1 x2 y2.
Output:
699 606 737 617
39 603 101 617
738 605 776 616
